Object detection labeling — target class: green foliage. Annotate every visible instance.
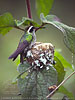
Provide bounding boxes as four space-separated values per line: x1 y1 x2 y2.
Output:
40 13 75 54
15 17 40 27
18 65 57 99
54 56 65 85
12 61 30 84
55 51 73 70
0 12 40 35
15 52 73 99
12 77 18 84
14 51 74 99
0 13 16 35
1 1 74 99
36 0 54 16
17 61 30 74
58 86 74 100
15 56 20 66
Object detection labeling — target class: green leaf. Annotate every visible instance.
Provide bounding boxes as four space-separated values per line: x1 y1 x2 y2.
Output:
18 66 57 99
17 61 31 79
54 56 65 85
12 77 18 84
40 13 75 54
15 20 24 26
55 51 73 70
0 13 16 35
15 56 20 66
15 17 40 27
17 61 30 74
36 0 54 16
58 86 74 100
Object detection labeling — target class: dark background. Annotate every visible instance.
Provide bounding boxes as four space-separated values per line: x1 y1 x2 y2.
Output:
0 0 75 98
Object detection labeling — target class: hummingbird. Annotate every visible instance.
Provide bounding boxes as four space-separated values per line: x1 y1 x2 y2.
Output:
8 26 36 63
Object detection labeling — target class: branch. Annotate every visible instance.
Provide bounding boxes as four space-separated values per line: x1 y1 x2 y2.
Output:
17 66 33 79
0 26 25 32
14 26 25 31
26 0 32 19
35 23 47 32
46 71 75 98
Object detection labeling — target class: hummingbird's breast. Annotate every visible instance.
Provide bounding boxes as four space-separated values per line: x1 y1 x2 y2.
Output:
20 34 33 43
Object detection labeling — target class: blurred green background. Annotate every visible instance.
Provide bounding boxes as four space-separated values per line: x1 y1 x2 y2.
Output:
0 0 75 98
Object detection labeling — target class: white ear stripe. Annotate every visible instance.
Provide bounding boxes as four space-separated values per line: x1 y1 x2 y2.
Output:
28 26 33 33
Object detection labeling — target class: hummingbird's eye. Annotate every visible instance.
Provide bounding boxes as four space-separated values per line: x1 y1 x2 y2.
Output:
29 26 35 33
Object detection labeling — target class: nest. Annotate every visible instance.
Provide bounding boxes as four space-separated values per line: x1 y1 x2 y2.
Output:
26 42 55 70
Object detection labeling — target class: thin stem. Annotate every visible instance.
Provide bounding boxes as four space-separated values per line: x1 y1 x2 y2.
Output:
35 23 47 32
46 71 75 98
0 26 25 31
17 66 33 79
26 0 32 19
14 26 25 31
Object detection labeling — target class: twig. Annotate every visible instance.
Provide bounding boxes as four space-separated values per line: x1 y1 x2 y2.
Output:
26 0 47 31
14 26 25 31
35 23 47 32
0 26 25 31
26 0 32 19
17 66 33 78
46 71 75 98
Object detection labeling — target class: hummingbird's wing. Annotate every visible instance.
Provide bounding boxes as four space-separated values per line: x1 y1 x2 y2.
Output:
8 40 30 61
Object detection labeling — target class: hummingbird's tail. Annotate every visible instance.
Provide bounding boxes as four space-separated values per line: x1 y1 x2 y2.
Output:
8 50 19 61
8 40 30 61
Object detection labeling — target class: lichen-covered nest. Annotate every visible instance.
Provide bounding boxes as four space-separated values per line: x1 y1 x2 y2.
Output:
26 42 55 70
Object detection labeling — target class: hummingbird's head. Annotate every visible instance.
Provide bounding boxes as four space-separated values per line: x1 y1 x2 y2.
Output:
27 26 35 34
